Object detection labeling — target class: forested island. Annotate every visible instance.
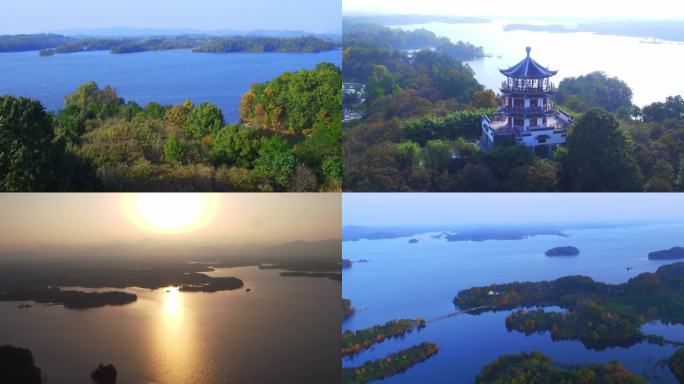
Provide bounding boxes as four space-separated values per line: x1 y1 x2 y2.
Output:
341 318 426 357
454 262 684 350
343 298 355 319
0 63 341 191
476 351 646 384
545 246 580 257
0 287 136 309
342 342 439 384
649 246 684 260
0 34 339 56
279 271 342 281
343 19 684 192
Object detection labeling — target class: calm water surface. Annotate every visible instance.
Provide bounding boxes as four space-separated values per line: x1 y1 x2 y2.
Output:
343 223 684 383
0 49 341 122
400 20 684 107
0 266 340 384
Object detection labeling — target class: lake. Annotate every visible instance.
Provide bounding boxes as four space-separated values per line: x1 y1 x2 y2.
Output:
399 20 684 107
0 266 340 384
0 49 341 122
342 223 684 383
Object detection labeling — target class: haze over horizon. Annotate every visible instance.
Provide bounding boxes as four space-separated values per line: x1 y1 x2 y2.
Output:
0 194 341 250
0 0 341 35
343 0 684 20
343 194 684 227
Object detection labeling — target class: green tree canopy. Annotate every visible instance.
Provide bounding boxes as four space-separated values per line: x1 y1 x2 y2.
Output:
565 108 642 191
554 71 633 113
182 102 224 139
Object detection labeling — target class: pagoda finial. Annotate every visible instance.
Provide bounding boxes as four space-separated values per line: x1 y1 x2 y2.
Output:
526 46 531 57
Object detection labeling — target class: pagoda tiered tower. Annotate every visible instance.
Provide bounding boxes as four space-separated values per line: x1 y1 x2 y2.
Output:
481 47 572 155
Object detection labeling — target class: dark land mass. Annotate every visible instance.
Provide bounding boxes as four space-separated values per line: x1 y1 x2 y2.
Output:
408 238 419 243
279 271 342 281
343 298 355 319
0 345 43 384
343 223 650 242
503 21 684 42
342 318 426 357
670 348 684 382
344 14 489 26
342 259 353 269
455 262 684 350
0 34 339 55
0 239 340 308
342 342 439 384
545 246 580 257
0 286 136 309
342 21 484 66
649 247 684 260
476 351 645 384
445 228 568 242
91 363 117 384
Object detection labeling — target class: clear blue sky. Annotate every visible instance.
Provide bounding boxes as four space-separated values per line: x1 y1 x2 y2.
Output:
1 0 341 34
343 194 684 227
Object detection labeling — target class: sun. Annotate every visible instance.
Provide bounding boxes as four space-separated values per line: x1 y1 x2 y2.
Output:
123 194 217 234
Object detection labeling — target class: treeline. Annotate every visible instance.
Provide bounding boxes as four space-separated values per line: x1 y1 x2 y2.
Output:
343 22 484 62
0 33 72 52
342 342 439 384
476 351 645 384
0 63 342 191
193 36 338 53
341 318 425 356
0 33 339 56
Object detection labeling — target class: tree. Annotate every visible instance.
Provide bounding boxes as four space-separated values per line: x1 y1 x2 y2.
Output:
554 72 633 113
422 140 453 172
565 108 642 191
472 90 497 108
210 125 264 167
164 100 193 128
0 96 62 191
289 163 318 192
163 134 184 164
91 363 117 384
182 102 224 139
253 136 295 189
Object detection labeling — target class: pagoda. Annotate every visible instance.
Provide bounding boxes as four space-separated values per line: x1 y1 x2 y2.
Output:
481 47 572 156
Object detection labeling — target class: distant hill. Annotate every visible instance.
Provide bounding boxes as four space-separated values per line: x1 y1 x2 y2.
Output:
51 27 340 39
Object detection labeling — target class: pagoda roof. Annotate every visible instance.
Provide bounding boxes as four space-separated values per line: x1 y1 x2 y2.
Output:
500 47 557 79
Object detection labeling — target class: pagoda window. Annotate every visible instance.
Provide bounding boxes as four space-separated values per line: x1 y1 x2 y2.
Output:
543 98 548 105
530 118 538 127
514 118 524 127
543 117 548 125
514 98 524 107
530 99 538 107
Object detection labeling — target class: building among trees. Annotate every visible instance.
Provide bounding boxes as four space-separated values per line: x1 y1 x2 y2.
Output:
481 47 572 156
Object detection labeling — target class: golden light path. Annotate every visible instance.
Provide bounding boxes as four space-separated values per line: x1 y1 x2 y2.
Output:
121 193 219 234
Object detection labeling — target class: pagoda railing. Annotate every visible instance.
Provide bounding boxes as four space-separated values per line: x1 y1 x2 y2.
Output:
501 82 555 93
501 104 553 114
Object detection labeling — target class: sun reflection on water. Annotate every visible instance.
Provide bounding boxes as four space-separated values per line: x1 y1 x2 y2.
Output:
151 286 201 384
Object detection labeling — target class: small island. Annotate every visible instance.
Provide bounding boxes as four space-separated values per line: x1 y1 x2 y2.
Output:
476 351 645 383
91 363 117 384
648 246 684 260
279 271 342 281
545 246 580 257
342 259 353 269
408 238 419 244
0 287 137 309
342 342 439 384
454 262 684 350
343 298 355 319
342 318 426 357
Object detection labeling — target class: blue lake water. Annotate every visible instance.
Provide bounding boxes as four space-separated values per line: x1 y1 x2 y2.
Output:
0 49 341 122
342 223 684 383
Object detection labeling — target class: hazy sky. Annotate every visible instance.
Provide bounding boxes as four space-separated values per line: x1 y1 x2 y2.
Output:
344 194 684 227
0 194 340 248
343 0 683 20
1 0 341 34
